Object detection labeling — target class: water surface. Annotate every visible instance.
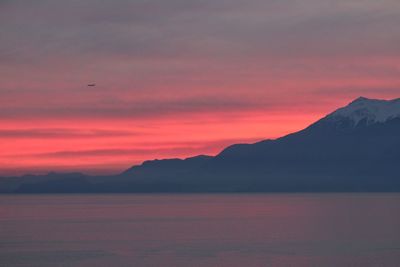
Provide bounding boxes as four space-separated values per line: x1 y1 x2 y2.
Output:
1 194 400 266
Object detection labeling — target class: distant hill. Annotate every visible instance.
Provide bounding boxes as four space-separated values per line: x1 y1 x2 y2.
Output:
2 97 400 193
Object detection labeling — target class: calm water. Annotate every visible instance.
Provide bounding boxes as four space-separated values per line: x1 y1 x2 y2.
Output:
1 194 400 267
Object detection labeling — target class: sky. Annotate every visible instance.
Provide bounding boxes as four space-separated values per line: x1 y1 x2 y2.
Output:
0 0 399 175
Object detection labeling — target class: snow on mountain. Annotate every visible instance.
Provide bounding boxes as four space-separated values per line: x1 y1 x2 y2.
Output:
327 97 400 125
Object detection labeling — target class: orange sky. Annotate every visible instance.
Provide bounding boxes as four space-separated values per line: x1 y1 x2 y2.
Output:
0 0 399 175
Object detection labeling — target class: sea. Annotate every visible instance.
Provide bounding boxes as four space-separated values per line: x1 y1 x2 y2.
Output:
1 193 400 267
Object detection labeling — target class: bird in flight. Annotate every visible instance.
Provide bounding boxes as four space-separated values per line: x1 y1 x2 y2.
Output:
87 83 96 87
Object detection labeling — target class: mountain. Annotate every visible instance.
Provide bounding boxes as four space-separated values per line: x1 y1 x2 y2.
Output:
209 97 400 191
328 96 400 125
2 97 400 193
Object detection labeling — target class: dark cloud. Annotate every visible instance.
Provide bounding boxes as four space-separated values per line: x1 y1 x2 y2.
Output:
10 137 262 159
313 86 400 98
1 0 399 65
1 0 399 116
0 128 140 138
0 96 279 120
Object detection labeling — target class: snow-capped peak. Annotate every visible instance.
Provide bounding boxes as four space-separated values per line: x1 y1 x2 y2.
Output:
328 97 400 125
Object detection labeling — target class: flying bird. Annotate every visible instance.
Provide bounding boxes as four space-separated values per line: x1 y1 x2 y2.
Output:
87 83 96 87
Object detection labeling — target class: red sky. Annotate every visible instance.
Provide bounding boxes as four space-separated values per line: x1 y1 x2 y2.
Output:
0 0 399 175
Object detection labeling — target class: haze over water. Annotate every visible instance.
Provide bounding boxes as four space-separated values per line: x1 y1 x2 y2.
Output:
1 193 400 267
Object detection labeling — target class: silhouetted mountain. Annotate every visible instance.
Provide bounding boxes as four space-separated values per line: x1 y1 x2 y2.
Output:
208 98 400 191
0 172 91 193
2 97 400 193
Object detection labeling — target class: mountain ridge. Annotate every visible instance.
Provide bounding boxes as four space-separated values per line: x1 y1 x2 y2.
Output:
1 96 399 193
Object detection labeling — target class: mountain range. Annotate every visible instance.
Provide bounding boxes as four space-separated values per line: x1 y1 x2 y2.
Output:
1 96 399 193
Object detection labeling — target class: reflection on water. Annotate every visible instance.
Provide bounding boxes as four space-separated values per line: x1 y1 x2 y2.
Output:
1 194 400 267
